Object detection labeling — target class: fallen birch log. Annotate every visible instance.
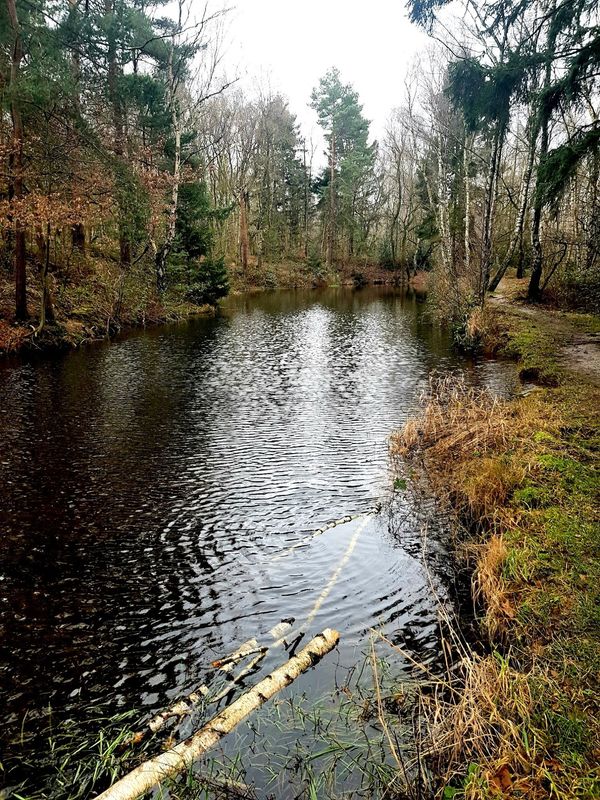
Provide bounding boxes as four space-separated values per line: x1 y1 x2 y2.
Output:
208 650 267 705
95 628 340 800
269 509 378 563
130 620 294 744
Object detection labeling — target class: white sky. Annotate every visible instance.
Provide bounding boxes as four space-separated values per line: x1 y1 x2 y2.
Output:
220 0 429 161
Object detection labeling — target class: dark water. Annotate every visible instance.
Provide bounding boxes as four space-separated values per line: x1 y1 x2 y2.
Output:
0 287 519 791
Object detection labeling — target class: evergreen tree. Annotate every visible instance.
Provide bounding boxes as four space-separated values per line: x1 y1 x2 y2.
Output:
311 69 377 266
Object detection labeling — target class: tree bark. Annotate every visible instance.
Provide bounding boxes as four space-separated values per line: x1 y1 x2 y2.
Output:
326 129 335 269
239 189 249 274
303 140 309 259
69 0 86 253
156 44 180 293
95 628 340 800
6 0 27 320
528 5 557 302
488 119 537 292
390 162 402 269
463 133 471 277
436 131 452 276
480 122 504 303
35 225 55 333
585 144 599 273
106 0 130 269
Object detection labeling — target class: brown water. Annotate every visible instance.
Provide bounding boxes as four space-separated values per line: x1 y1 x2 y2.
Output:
0 287 520 794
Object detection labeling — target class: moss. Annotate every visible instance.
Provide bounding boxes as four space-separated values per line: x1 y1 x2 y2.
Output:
533 429 556 444
512 484 550 508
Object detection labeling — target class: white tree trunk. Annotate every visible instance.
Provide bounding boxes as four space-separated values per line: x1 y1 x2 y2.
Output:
156 44 181 292
95 628 340 800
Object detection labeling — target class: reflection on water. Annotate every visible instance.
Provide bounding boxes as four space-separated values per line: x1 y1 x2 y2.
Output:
0 287 519 782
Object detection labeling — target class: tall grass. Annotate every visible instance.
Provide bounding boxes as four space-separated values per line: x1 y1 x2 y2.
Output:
390 373 600 800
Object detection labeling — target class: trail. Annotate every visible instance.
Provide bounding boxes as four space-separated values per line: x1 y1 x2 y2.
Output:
491 280 600 385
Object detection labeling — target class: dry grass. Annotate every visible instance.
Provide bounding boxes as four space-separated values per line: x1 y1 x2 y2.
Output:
391 375 548 526
0 318 31 352
392 378 509 463
392 376 514 458
421 652 533 798
391 369 600 799
416 651 600 800
470 535 514 638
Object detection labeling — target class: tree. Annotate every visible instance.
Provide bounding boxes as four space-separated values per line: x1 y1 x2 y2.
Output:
311 69 377 268
154 2 231 292
4 0 27 319
406 0 600 306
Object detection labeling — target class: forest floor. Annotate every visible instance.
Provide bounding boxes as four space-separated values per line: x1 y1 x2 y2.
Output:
488 276 600 385
392 276 600 799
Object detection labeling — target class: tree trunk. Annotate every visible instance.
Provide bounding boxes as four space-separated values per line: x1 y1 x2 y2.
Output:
390 167 402 268
528 6 557 302
436 133 452 276
488 119 537 292
156 45 180 293
72 224 86 253
36 225 55 333
326 129 335 269
584 138 599 273
516 236 526 278
106 0 130 269
303 140 309 259
463 133 471 277
480 123 504 303
95 629 340 800
6 0 27 320
239 190 249 274
69 0 85 253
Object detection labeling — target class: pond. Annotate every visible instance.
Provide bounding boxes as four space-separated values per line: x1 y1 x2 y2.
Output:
0 287 520 796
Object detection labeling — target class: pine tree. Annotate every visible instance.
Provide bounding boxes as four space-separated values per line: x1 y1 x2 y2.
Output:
311 69 376 267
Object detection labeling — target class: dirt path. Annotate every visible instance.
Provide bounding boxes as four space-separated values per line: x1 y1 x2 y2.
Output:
490 281 600 385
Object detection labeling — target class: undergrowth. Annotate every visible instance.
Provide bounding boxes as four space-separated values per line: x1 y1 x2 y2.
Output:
391 361 600 799
0 254 214 356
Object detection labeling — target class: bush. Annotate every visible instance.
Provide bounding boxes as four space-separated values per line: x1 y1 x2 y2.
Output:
186 256 229 306
378 239 395 269
351 271 367 288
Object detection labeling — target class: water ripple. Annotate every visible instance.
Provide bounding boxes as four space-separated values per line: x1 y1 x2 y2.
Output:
0 287 519 739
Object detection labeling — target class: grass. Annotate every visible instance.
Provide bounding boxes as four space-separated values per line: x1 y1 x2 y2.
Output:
391 301 600 799
1 707 141 800
2 642 436 800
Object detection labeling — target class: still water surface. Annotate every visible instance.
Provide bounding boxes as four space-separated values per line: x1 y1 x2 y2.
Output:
0 287 519 789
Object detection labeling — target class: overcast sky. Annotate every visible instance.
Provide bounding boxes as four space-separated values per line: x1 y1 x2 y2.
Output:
221 0 429 159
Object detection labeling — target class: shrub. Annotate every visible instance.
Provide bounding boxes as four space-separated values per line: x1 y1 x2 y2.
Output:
186 256 229 306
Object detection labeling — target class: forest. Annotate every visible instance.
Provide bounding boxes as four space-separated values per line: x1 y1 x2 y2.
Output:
1 1 599 799
1 0 598 350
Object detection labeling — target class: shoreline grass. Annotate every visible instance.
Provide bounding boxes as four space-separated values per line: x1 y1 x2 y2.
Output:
391 299 600 799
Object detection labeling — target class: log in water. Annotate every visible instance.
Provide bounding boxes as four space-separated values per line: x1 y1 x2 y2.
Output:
96 629 340 800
